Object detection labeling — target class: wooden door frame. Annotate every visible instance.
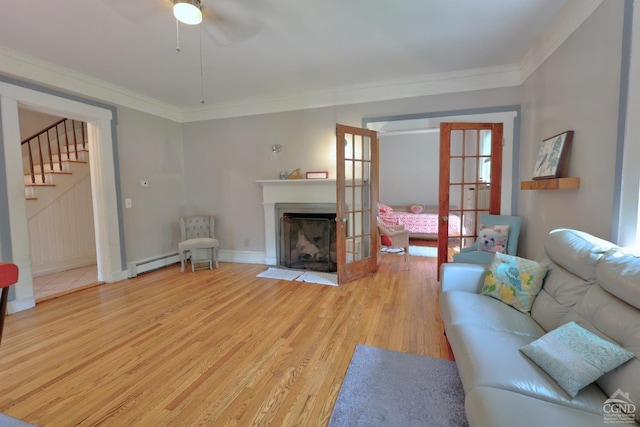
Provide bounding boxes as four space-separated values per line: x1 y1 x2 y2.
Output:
437 122 503 274
336 124 379 284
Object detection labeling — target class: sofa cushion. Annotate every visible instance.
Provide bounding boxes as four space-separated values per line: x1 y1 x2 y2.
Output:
445 323 608 414
465 387 625 427
520 321 634 397
560 250 640 422
481 253 548 314
543 229 616 281
596 249 640 310
440 291 544 336
530 262 592 332
530 228 616 332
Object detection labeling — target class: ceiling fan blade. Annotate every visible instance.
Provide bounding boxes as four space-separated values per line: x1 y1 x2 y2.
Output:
101 0 165 23
201 0 262 46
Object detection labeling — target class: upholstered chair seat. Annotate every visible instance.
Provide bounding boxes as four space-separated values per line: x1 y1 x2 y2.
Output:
178 215 219 272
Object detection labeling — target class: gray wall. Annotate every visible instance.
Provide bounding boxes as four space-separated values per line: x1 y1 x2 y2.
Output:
518 0 625 258
116 107 186 262
180 88 520 253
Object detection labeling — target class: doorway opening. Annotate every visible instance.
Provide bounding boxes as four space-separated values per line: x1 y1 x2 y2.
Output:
1 78 124 313
18 107 99 301
364 108 519 262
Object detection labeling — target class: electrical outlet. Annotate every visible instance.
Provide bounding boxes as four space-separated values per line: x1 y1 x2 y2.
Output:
125 198 132 209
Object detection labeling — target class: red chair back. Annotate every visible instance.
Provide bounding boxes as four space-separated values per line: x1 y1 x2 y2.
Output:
0 263 19 288
0 262 19 347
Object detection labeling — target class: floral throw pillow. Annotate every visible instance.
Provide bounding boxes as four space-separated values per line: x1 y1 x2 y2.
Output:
476 224 510 253
482 252 548 314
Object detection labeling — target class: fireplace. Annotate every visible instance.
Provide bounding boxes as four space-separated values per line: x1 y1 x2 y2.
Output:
258 179 337 267
276 203 337 272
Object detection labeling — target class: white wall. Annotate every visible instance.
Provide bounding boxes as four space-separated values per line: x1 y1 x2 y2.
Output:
518 0 625 258
29 175 96 276
379 132 439 207
618 0 640 247
18 109 60 140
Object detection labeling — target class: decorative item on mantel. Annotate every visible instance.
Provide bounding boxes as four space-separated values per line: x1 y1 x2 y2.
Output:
286 168 303 179
306 171 329 179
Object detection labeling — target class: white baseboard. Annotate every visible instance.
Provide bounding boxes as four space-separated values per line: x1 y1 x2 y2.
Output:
7 296 36 314
218 249 266 264
127 252 180 278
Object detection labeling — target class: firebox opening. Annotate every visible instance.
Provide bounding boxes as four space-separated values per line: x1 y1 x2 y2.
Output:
280 212 337 272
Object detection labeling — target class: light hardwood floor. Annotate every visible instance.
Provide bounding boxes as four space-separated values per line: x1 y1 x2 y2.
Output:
0 253 452 426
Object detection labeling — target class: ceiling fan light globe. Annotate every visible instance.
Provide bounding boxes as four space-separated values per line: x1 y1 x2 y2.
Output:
173 1 202 25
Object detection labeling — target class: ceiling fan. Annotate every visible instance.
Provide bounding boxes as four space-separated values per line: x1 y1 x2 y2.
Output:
102 0 261 47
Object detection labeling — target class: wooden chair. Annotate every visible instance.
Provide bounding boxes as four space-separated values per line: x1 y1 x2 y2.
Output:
0 262 19 347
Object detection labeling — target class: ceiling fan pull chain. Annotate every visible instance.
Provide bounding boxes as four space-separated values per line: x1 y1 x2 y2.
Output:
176 19 181 52
200 25 205 104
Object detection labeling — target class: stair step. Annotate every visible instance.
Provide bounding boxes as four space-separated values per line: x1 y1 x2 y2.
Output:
25 171 72 176
25 183 56 188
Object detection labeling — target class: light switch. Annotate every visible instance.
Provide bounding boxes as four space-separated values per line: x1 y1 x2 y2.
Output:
125 198 132 209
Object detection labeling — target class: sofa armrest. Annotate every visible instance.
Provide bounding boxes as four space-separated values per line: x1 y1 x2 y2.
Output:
440 262 488 293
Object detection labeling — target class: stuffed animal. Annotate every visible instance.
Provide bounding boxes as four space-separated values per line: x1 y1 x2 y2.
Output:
477 224 510 253
477 228 502 252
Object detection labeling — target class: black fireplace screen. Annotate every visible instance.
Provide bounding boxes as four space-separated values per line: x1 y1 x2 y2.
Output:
280 213 337 272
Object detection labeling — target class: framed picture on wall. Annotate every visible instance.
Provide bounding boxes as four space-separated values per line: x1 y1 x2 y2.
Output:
532 130 573 179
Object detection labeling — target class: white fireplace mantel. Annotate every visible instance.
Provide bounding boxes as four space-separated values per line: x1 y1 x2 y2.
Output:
258 179 337 265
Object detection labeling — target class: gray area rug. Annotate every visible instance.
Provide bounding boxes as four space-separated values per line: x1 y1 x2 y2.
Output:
329 344 468 427
0 413 37 427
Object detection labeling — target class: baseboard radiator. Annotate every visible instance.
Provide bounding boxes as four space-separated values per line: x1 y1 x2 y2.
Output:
127 252 179 278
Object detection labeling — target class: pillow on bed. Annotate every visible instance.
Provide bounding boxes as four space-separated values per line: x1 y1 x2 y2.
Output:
409 204 424 214
378 203 393 213
476 224 510 253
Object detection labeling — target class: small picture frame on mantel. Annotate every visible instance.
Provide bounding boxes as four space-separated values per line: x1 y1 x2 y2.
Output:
532 130 573 180
306 171 329 179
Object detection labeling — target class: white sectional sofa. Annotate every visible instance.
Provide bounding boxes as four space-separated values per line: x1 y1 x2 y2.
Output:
440 229 640 426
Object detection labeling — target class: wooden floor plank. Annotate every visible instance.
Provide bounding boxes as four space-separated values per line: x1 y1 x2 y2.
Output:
0 254 453 426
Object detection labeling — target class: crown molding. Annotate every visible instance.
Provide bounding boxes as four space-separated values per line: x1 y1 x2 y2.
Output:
519 0 604 83
0 46 181 122
0 0 602 124
179 64 522 122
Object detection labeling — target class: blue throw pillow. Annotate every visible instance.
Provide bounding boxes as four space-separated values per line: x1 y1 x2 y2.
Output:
520 322 635 397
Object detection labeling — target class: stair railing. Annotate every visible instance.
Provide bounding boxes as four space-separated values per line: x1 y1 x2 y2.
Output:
21 119 87 185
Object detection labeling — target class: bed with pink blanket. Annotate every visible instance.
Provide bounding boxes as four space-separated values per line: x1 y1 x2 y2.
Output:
378 204 462 240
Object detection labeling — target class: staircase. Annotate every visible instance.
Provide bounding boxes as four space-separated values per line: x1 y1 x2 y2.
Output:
22 119 89 219
21 118 97 277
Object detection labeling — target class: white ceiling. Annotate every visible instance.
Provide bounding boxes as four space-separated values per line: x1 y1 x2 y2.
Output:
0 0 599 121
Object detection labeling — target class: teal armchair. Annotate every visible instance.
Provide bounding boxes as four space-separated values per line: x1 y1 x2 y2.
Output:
453 215 522 265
